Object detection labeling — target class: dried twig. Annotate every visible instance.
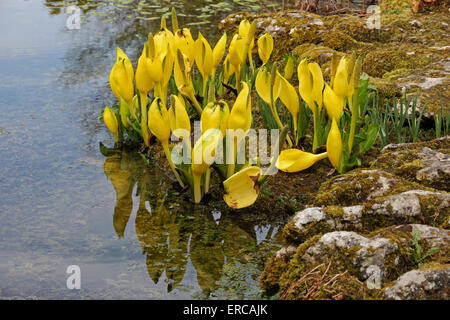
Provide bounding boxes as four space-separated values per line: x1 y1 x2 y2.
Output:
280 261 351 300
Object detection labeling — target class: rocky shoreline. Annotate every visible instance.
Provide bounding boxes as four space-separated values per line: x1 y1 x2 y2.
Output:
260 137 449 299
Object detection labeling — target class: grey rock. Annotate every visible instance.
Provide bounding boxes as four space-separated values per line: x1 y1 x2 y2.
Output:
302 231 398 283
342 205 364 227
384 267 450 300
292 207 327 231
415 147 450 185
410 20 423 28
410 224 450 248
275 245 297 259
371 190 450 217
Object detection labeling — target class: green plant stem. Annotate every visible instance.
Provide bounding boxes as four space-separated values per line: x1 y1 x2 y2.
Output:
189 93 203 116
204 168 211 193
202 76 208 99
235 66 241 92
259 126 289 184
312 110 320 153
193 173 202 203
162 141 185 188
227 142 237 179
271 104 293 147
348 94 359 152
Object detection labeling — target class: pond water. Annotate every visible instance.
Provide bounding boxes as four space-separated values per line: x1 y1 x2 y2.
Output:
0 0 286 299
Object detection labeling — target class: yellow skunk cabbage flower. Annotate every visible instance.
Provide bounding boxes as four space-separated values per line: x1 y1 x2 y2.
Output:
333 56 348 100
168 95 191 137
228 34 247 70
276 149 328 173
174 50 194 98
223 166 262 209
174 28 195 64
308 62 324 112
149 97 185 188
284 56 295 81
139 92 150 146
103 106 118 142
323 83 343 121
257 33 273 64
255 66 281 107
297 58 314 112
201 101 229 136
223 56 235 83
147 97 170 143
191 129 223 203
227 82 251 134
145 33 164 84
191 129 223 176
135 43 153 95
154 28 174 59
162 44 175 87
238 20 255 66
174 50 203 115
194 32 214 94
326 118 342 169
109 47 134 103
212 32 227 74
278 72 299 132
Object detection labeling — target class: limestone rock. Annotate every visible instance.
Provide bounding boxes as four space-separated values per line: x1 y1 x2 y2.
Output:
302 231 399 284
372 137 450 191
384 266 450 300
314 169 425 207
371 190 449 218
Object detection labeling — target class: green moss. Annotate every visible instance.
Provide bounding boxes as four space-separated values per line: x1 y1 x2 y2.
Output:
314 169 426 207
362 43 433 78
371 139 450 190
280 264 370 300
282 218 331 245
259 257 289 295
419 262 450 271
380 0 413 12
417 194 450 228
322 30 357 52
324 205 345 218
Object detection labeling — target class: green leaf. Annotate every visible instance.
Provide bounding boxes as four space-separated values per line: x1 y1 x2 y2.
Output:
359 123 380 154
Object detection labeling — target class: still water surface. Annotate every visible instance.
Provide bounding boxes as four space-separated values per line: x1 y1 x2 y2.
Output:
0 0 286 299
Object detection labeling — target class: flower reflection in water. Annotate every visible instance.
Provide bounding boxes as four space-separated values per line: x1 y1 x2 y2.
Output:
103 150 280 297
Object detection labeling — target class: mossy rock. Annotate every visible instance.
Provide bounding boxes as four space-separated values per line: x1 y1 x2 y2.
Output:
282 189 449 245
259 256 290 295
361 43 433 78
279 231 404 295
314 169 429 207
369 224 450 266
265 225 449 299
380 0 413 12
219 8 450 112
371 137 450 191
383 263 450 300
279 263 371 300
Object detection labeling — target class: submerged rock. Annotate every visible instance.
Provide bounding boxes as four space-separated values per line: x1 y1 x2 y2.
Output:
384 266 450 300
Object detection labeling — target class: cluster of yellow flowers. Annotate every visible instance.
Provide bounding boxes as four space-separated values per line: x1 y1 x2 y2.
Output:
273 52 363 174
103 8 364 209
